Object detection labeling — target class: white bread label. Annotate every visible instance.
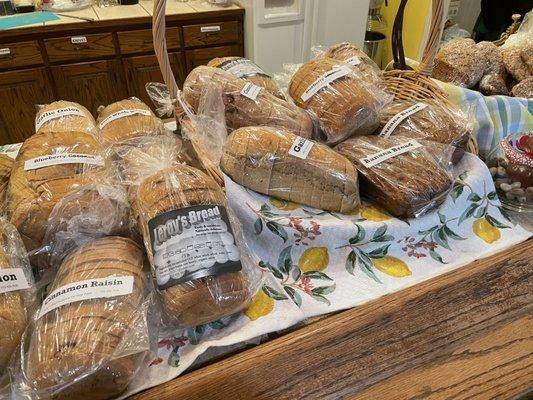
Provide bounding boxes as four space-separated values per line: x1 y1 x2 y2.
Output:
24 153 105 171
240 82 262 101
288 136 314 159
301 65 352 102
379 102 428 138
0 48 10 56
345 56 362 66
35 106 85 131
218 58 269 78
98 108 152 129
148 205 242 289
201 25 220 33
360 139 423 168
38 276 134 319
0 143 22 159
0 268 30 294
71 36 87 44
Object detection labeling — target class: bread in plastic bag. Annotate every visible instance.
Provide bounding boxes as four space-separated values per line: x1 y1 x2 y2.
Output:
0 154 13 215
35 101 97 136
182 66 314 138
335 136 454 218
17 236 152 400
221 126 360 212
288 57 392 144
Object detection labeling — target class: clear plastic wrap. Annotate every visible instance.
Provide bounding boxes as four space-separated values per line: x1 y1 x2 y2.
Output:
221 126 360 213
96 98 164 145
335 136 454 218
35 101 98 136
376 100 472 164
0 154 13 215
16 236 153 400
288 57 392 145
182 66 314 138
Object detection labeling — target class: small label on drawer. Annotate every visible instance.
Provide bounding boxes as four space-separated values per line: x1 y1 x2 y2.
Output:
71 36 87 44
35 106 85 131
0 48 10 56
360 139 423 168
240 82 262 101
201 25 221 33
98 108 152 129
288 136 314 159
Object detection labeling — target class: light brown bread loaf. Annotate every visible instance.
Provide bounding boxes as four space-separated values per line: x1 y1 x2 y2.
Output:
511 77 533 98
500 44 531 82
35 101 97 136
182 66 314 138
323 42 382 82
221 126 360 212
433 39 486 88
0 154 13 215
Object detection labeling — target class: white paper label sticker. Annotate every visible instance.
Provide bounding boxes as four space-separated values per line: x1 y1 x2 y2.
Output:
71 36 87 44
0 143 22 159
345 56 362 66
0 48 10 56
379 102 428 138
288 136 314 159
301 65 352 102
0 269 30 294
38 276 134 319
35 106 85 131
98 108 152 129
240 82 262 101
24 153 105 171
201 25 220 33
360 139 423 168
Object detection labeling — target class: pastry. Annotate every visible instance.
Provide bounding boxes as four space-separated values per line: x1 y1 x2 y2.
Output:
35 101 97 136
511 77 533 98
221 126 360 212
0 154 13 215
501 44 531 82
479 73 510 96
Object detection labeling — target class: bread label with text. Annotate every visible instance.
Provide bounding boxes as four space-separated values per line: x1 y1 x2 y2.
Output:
288 136 314 159
24 153 104 171
379 102 428 138
98 108 152 129
218 57 270 78
360 139 423 168
38 276 134 319
0 268 30 294
240 82 262 101
35 106 85 131
0 143 22 159
148 205 242 289
345 56 362 66
301 65 352 102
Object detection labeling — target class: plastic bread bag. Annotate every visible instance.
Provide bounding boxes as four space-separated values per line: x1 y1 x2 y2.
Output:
96 97 164 145
288 57 393 145
7 129 112 263
182 66 315 138
335 136 454 219
145 82 175 118
0 217 34 395
221 126 360 213
0 154 13 215
14 236 155 400
35 101 98 137
207 56 286 100
376 99 472 164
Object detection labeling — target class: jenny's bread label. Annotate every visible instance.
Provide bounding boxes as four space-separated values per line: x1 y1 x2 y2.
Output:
301 65 352 102
38 276 134 319
345 56 362 66
0 268 30 294
218 57 269 78
379 102 428 138
148 204 242 289
98 108 152 129
360 139 423 168
24 153 105 171
288 136 314 159
35 106 85 131
240 82 263 101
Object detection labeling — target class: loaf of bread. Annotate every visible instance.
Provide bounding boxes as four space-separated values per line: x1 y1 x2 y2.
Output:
501 44 531 82
35 101 97 136
511 77 533 98
221 126 360 212
288 57 389 144
336 136 453 218
23 236 149 400
182 66 314 138
0 154 13 215
207 56 286 100
7 130 109 255
433 39 486 88
97 98 163 144
323 42 382 82
135 164 251 327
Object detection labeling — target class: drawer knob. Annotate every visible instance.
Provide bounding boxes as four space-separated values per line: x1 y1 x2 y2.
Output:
200 25 221 33
71 36 88 44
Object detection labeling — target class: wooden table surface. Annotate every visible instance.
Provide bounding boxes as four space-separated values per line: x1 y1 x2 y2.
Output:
132 239 532 400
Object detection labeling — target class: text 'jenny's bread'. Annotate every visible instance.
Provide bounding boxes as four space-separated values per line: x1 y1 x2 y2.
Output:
221 126 360 213
336 136 453 218
0 154 13 215
25 236 148 400
35 101 97 136
182 66 314 138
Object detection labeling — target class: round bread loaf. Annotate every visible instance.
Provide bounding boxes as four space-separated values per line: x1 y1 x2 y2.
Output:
288 57 382 144
97 98 163 145
135 164 249 327
182 66 314 138
511 77 533 98
221 126 360 213
0 154 13 215
323 42 382 82
25 236 148 400
501 43 532 82
35 101 97 136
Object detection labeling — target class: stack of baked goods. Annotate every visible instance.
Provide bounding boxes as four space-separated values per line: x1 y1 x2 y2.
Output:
35 101 97 136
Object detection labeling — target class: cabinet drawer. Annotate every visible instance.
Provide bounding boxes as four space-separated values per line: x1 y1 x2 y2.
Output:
185 44 241 72
45 33 115 63
0 41 43 70
118 28 180 55
183 21 239 48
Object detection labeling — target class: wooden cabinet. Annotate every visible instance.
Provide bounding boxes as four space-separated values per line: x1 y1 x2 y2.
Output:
183 21 239 47
0 68 53 144
51 60 127 115
118 29 181 55
45 33 115 63
0 41 43 70
185 44 241 72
